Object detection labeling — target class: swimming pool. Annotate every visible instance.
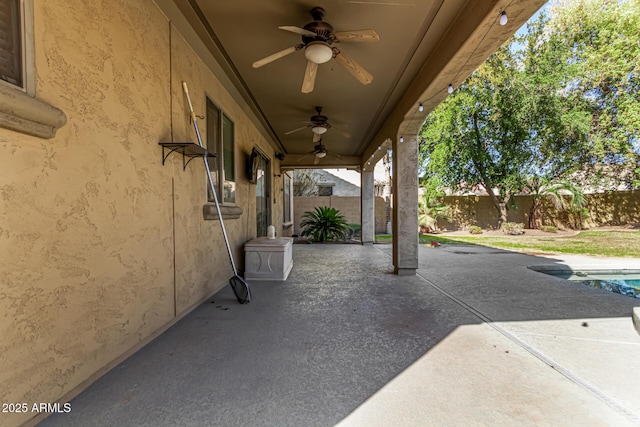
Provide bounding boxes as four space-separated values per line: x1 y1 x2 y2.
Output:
569 272 640 298
529 267 640 299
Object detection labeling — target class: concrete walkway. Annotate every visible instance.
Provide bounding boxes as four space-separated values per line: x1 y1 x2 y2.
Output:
39 244 640 427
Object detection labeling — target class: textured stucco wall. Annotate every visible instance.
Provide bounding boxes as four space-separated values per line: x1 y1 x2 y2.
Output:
169 30 280 312
0 1 281 426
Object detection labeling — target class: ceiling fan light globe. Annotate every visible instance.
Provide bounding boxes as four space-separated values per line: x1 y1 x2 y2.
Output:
316 151 327 158
311 126 327 135
305 42 333 64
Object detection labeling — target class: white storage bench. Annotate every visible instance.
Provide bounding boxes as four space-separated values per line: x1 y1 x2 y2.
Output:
244 237 293 281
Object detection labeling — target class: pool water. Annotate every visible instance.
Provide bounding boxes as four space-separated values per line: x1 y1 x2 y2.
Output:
567 272 640 298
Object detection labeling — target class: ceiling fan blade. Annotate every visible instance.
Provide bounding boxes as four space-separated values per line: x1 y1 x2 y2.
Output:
313 133 321 143
279 26 316 37
301 61 318 93
334 51 373 85
334 30 380 42
297 150 317 162
252 45 298 68
314 155 321 165
285 126 309 135
330 122 351 137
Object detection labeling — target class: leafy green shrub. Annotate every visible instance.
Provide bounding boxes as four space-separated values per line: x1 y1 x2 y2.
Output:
300 206 348 242
418 186 450 233
501 222 525 235
468 225 483 234
345 223 362 239
540 225 558 233
568 206 590 230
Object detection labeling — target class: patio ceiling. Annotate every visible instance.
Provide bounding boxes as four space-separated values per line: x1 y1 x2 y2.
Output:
172 0 546 169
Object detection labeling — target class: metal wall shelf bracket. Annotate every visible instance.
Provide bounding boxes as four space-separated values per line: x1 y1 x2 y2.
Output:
159 142 215 170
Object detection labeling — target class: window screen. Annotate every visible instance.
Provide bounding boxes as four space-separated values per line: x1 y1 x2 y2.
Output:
222 113 235 204
283 173 292 223
0 0 22 87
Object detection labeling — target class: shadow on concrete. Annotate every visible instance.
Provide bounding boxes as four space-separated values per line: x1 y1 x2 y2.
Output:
38 244 640 427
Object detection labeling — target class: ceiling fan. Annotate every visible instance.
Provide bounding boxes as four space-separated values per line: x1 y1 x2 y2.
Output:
298 139 341 165
252 6 379 93
284 106 350 142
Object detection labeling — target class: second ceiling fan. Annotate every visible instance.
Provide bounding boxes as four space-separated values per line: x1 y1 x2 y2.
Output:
252 6 379 93
285 106 350 142
298 140 341 165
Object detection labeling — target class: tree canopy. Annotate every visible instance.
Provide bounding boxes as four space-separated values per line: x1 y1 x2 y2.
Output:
419 0 639 226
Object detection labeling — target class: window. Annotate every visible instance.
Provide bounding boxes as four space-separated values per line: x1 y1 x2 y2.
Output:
283 172 292 225
255 151 270 236
0 0 65 138
206 97 236 205
317 183 334 196
0 0 22 88
222 114 235 204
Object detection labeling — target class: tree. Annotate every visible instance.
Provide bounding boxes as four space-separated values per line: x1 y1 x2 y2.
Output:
420 2 639 226
525 177 585 229
293 169 320 196
546 0 640 188
418 177 450 233
420 40 555 226
418 190 450 233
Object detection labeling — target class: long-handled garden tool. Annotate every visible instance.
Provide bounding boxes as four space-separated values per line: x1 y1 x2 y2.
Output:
182 81 251 304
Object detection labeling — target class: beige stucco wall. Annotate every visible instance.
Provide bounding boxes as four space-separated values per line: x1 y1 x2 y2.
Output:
437 191 640 230
0 1 282 426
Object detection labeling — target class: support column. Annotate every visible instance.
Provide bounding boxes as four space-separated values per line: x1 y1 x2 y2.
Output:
392 134 418 275
361 170 375 244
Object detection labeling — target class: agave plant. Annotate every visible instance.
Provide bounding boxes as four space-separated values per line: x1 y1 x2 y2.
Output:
300 206 348 242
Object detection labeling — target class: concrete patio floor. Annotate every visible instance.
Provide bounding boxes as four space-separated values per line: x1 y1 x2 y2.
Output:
38 243 640 427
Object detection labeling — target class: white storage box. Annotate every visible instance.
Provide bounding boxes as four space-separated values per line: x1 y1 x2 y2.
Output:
244 237 293 281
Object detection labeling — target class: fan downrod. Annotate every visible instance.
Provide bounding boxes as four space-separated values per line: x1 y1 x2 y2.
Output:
302 8 334 44
310 7 326 21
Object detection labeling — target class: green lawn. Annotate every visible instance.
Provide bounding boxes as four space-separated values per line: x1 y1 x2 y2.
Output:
375 231 640 258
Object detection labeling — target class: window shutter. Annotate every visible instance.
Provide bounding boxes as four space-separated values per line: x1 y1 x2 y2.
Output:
0 0 22 87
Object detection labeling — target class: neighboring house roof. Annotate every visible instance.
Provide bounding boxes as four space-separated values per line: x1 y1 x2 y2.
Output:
293 167 391 197
294 169 361 196
314 169 361 196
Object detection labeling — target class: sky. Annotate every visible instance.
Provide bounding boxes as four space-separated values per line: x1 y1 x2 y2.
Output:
324 161 387 187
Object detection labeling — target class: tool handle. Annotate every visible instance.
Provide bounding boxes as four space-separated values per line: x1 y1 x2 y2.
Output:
181 81 238 275
182 81 197 122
